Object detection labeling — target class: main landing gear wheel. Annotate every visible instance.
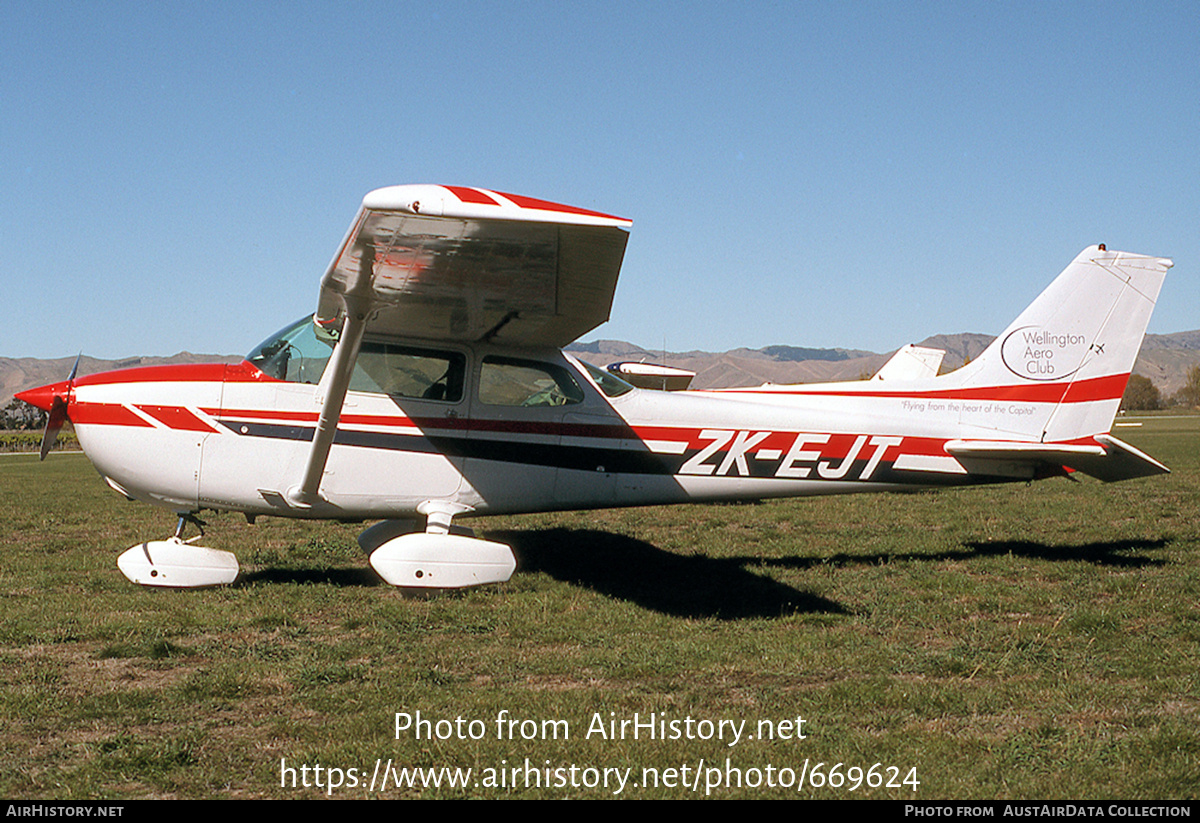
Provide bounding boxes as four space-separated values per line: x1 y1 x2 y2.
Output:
116 514 239 588
364 502 516 591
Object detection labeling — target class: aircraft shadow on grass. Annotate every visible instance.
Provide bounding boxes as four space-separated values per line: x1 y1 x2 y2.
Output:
238 529 850 619
239 566 384 587
960 538 1169 568
731 537 1170 571
235 532 1167 615
493 528 849 620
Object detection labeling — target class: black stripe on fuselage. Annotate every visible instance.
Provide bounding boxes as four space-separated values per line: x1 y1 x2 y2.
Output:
212 417 999 487
217 418 674 475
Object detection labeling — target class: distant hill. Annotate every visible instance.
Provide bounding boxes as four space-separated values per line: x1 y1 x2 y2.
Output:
1131 331 1200 395
4 330 1198 406
569 330 1200 393
1 353 245 408
910 333 995 370
1141 330 1200 351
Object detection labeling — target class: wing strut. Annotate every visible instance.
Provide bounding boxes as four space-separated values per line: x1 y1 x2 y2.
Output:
286 294 371 508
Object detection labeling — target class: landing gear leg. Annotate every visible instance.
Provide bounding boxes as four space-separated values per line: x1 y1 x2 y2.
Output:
174 513 206 540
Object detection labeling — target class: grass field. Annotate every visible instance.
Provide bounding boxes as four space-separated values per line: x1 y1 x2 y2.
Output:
1 418 1197 799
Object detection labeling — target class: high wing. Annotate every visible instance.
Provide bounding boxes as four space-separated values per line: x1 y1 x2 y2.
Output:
291 185 631 507
316 184 633 347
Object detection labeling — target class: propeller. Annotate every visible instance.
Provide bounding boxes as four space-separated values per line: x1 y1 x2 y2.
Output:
15 354 80 461
40 353 80 460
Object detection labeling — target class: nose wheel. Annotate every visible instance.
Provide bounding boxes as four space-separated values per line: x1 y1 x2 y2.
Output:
116 514 239 588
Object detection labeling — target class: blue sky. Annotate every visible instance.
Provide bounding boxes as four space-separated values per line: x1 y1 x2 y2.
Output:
4 1 1197 359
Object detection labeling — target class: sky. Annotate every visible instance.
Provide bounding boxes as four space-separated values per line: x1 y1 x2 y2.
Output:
3 1 1197 360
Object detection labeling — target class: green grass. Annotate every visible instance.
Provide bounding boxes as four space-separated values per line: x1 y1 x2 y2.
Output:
0 419 1197 798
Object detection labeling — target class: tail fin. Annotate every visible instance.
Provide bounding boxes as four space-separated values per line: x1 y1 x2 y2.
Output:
872 344 946 381
946 246 1171 443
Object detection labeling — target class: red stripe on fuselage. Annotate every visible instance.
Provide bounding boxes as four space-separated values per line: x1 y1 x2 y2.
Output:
70 402 154 428
208 409 1105 451
708 373 1129 405
68 358 1116 453
79 362 1123 412
72 361 276 389
135 404 219 433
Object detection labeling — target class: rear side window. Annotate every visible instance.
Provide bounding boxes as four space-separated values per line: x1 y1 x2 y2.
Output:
479 356 584 407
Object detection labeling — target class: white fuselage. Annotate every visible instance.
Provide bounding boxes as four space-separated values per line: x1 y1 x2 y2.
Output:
67 338 1107 523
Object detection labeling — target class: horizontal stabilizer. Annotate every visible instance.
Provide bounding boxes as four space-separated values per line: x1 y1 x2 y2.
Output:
945 434 1168 483
1085 434 1171 482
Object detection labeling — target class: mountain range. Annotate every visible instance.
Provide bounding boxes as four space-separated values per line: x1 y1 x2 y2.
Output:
565 330 1200 394
4 330 1198 408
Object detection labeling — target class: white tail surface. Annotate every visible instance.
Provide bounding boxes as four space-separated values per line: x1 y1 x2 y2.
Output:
872 344 946 381
945 246 1171 443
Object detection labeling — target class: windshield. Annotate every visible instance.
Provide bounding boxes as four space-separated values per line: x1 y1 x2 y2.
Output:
246 316 336 384
579 360 635 398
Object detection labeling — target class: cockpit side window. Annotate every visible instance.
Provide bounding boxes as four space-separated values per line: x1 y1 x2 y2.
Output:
352 342 466 403
248 317 466 402
479 356 584 407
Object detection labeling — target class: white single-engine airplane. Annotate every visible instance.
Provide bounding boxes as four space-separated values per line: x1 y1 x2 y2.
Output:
17 185 1172 590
